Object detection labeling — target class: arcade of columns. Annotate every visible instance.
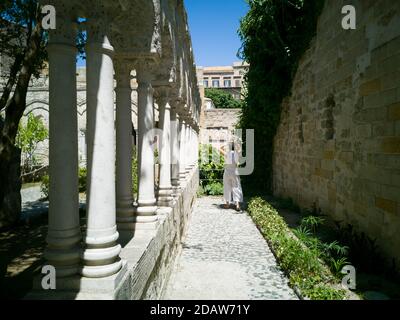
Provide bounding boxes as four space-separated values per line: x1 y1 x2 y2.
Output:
43 0 201 281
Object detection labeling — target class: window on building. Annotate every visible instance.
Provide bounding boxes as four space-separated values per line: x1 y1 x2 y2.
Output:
235 79 241 87
224 79 231 88
212 80 220 88
203 79 209 87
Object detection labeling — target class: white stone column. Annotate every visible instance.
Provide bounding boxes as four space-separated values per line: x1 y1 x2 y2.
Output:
83 24 122 278
195 128 199 167
192 127 196 166
45 16 81 278
115 63 135 228
135 62 158 223
155 87 173 206
185 121 192 173
171 108 180 191
179 117 187 182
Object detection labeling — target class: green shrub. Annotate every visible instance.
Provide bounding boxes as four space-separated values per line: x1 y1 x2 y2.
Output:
205 88 243 109
248 197 347 300
40 174 49 199
78 167 87 193
41 167 87 199
204 182 224 196
199 144 225 196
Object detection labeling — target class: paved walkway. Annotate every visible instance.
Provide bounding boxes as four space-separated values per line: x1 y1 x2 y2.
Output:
164 197 298 300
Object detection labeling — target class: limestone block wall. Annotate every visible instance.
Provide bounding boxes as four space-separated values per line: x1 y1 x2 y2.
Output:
273 0 400 268
200 109 241 146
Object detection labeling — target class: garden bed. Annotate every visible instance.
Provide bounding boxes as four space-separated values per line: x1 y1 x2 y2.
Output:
247 197 357 300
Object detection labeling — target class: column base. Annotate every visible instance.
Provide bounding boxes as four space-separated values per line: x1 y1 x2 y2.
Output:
81 243 123 278
45 228 82 278
157 187 174 207
44 247 81 278
81 258 123 279
28 261 129 300
157 198 174 207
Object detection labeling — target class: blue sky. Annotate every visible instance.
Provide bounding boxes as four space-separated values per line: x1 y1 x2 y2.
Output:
185 0 249 67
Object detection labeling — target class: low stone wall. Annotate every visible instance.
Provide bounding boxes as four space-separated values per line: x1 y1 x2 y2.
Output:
27 167 199 300
117 168 199 300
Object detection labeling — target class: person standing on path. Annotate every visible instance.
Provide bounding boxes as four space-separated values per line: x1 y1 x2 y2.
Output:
220 140 243 211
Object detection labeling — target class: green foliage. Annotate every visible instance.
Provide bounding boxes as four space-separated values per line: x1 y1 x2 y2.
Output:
301 216 325 233
205 88 243 109
248 197 347 300
41 167 87 199
40 174 49 199
78 167 87 193
199 144 225 195
238 0 325 192
16 113 48 173
204 182 224 196
333 223 388 275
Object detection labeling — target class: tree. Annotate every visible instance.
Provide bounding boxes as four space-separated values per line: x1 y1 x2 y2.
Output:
0 0 46 229
16 113 48 175
238 0 324 193
205 88 243 109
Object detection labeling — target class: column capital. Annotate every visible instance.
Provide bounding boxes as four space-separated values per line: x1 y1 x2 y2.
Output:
48 12 78 46
154 85 172 107
134 58 158 83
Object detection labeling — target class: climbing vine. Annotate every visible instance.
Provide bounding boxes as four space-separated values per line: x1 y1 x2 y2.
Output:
238 0 325 193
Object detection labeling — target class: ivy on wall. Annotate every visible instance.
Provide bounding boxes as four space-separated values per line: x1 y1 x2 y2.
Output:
238 0 325 193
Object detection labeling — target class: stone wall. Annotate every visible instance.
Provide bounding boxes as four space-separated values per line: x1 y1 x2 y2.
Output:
273 0 400 269
200 109 241 147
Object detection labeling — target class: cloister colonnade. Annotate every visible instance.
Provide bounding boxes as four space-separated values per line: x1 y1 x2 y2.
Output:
38 0 201 297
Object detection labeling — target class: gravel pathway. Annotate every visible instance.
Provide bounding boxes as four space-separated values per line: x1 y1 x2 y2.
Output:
164 197 298 300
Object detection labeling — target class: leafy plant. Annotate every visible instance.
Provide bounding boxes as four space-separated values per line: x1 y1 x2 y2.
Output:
78 167 87 193
204 182 224 196
41 167 87 200
301 216 325 233
205 88 243 109
199 144 225 196
333 223 387 274
247 197 347 300
16 113 48 174
40 174 49 199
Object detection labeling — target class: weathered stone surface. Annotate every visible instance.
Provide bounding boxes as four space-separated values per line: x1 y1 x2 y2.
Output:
273 0 400 271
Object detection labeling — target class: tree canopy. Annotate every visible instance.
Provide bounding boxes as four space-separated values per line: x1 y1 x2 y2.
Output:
238 0 325 193
205 88 243 109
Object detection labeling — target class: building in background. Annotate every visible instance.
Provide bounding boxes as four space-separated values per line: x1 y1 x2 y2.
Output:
197 62 246 150
197 61 249 100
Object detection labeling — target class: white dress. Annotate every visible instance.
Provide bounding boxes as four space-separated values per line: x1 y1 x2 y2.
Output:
223 150 243 204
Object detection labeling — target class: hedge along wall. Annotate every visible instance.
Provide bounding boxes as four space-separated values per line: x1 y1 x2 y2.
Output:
273 0 400 270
